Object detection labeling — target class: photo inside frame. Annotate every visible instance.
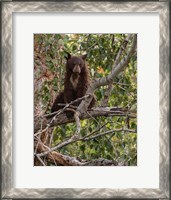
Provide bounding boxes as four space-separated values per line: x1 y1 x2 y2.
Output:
34 33 137 166
13 12 159 188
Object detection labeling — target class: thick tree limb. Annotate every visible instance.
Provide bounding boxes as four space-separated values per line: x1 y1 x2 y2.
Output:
35 142 83 166
34 107 136 134
35 142 119 166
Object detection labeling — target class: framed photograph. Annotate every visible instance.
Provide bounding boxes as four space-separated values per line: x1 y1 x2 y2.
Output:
1 0 170 199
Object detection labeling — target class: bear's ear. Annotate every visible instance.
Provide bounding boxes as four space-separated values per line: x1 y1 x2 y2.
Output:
81 54 87 60
65 52 71 60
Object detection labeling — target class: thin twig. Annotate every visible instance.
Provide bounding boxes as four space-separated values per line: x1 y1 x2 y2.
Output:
34 119 43 153
34 107 136 133
36 155 46 166
82 128 136 141
82 122 108 140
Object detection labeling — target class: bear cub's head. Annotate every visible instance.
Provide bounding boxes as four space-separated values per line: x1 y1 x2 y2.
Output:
65 53 87 75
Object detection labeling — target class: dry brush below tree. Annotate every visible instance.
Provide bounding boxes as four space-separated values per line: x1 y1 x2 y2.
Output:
34 34 137 166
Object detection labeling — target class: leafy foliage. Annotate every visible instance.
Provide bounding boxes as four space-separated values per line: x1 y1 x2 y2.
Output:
34 34 137 166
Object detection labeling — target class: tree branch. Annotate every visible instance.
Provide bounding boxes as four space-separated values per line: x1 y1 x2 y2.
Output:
35 127 136 157
34 141 120 166
34 107 136 134
83 128 136 141
77 34 137 114
101 34 132 107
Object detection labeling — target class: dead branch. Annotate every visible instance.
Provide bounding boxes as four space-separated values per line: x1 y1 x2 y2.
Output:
35 142 83 166
34 107 136 134
35 142 119 166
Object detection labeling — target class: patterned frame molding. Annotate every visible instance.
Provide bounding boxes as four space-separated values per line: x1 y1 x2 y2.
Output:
1 1 170 199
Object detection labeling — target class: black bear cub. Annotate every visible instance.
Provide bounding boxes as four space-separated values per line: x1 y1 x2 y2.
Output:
51 53 95 117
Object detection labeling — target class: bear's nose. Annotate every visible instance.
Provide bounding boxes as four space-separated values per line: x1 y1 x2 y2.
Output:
73 65 81 74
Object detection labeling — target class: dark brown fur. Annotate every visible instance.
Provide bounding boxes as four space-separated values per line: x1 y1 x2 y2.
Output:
51 53 95 117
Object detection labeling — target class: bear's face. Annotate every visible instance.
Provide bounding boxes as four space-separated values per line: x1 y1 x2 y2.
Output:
65 53 87 74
